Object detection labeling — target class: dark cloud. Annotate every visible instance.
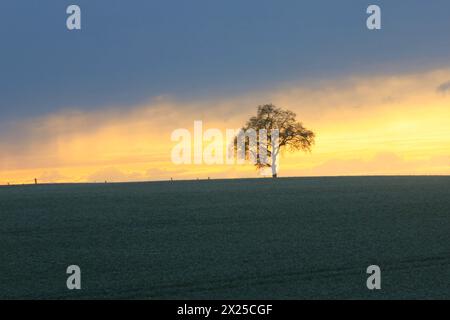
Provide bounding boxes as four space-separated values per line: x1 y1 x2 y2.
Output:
2 1 450 122
437 81 450 93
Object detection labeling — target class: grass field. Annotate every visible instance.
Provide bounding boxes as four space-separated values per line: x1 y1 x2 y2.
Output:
1 176 449 299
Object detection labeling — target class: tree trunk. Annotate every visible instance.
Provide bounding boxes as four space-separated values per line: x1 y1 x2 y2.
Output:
270 130 279 178
271 153 278 178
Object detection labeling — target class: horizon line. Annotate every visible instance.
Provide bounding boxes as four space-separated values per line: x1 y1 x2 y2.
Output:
2 174 450 188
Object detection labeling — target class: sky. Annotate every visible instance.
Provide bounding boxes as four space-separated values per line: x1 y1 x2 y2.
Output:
1 0 450 183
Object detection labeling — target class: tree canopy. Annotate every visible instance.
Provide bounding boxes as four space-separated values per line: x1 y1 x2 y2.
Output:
234 104 315 177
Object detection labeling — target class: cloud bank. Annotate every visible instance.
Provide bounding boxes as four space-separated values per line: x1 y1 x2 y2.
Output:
1 68 450 184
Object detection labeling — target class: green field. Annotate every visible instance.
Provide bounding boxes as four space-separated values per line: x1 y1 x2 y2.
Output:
1 176 449 299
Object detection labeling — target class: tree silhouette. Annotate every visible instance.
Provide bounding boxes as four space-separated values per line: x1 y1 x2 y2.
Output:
234 104 315 178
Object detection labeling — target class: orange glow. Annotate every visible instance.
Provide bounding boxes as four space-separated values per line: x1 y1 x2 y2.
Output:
1 69 450 184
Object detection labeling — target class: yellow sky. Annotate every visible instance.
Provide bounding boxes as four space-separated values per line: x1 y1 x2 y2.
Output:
1 68 450 184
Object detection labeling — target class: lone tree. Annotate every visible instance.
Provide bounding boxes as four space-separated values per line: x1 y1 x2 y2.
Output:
234 104 315 178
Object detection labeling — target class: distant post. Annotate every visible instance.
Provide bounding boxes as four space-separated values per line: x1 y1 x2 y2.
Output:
34 178 37 185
